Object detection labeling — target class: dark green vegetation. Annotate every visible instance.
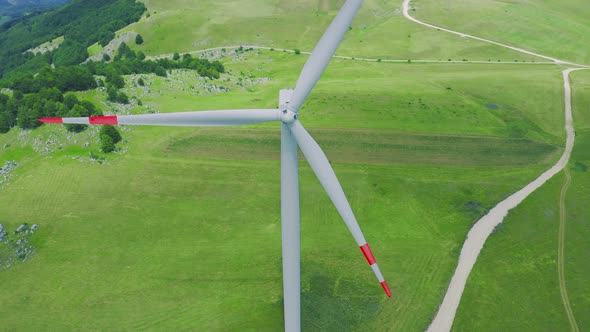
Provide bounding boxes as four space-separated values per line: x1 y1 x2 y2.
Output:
0 44 224 133
0 0 68 22
99 125 121 153
0 89 101 131
452 71 590 332
0 0 145 80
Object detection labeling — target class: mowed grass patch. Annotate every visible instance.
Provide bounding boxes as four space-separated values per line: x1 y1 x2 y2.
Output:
120 50 567 144
0 128 551 330
412 0 590 65
164 128 561 167
127 0 539 62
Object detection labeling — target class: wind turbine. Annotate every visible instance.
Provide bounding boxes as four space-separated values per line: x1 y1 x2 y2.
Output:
39 0 390 330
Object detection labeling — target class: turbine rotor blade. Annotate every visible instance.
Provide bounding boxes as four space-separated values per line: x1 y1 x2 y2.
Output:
39 109 281 126
289 0 363 112
288 120 391 297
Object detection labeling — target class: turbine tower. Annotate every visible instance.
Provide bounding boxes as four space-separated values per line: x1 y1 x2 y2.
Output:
40 0 390 330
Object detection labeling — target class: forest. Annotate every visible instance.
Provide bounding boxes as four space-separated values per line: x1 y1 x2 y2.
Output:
0 0 146 81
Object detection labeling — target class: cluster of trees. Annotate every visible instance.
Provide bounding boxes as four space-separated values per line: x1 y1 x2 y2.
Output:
0 89 101 132
99 125 121 153
6 65 96 94
101 42 226 79
0 0 145 81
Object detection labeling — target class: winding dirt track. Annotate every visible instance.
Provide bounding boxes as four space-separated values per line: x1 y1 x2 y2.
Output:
559 168 579 332
400 1 587 331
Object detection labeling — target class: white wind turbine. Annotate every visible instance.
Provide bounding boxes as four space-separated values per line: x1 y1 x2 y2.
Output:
39 0 390 330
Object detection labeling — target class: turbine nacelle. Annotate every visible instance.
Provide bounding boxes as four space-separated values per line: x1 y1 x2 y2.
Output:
279 89 297 123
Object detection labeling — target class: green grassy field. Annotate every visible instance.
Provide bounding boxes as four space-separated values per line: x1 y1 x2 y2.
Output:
125 0 541 62
0 51 572 330
452 70 590 331
1 0 588 330
412 0 590 65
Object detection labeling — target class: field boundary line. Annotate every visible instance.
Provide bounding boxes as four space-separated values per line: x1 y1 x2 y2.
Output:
147 45 559 66
558 168 579 332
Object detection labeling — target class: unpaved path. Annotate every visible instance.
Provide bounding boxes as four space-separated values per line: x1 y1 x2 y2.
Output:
399 1 588 330
558 168 579 332
149 44 559 66
402 0 589 69
425 65 585 331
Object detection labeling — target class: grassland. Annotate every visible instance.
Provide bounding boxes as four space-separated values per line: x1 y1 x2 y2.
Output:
0 0 587 330
0 48 571 330
452 70 590 331
412 0 590 65
124 0 541 62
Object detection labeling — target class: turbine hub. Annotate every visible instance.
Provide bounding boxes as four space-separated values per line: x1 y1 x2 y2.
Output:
280 109 297 123
279 89 296 123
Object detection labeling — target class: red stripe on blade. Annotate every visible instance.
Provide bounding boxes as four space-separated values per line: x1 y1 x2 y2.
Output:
381 281 392 298
89 116 118 125
38 117 63 124
360 244 376 265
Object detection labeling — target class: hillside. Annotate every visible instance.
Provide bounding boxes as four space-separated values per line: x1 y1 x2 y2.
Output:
0 0 588 331
0 0 69 21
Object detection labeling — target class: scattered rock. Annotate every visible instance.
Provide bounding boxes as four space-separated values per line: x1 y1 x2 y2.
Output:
14 223 27 234
0 223 39 270
85 31 139 63
0 160 18 190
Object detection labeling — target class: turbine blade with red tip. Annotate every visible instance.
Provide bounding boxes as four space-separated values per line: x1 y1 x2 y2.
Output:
287 120 391 297
39 109 281 127
39 118 63 123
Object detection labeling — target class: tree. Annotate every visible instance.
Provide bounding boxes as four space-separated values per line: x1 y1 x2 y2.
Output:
135 34 144 45
137 51 146 60
138 78 145 86
53 40 89 67
100 125 121 144
0 114 10 133
100 134 115 153
64 93 80 110
105 72 125 89
294 49 301 55
80 100 100 116
173 52 180 61
17 104 41 129
103 53 111 62
154 66 167 77
39 87 64 103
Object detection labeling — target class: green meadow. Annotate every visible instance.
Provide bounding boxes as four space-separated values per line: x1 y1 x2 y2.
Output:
125 0 541 62
0 55 571 330
1 0 589 331
452 70 590 332
412 0 590 65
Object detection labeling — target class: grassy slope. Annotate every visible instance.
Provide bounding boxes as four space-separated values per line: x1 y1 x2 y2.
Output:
412 0 590 65
452 71 590 331
0 58 568 331
0 0 583 330
125 0 541 62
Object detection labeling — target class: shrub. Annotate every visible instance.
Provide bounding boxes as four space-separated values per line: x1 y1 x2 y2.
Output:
100 125 122 144
100 134 115 153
